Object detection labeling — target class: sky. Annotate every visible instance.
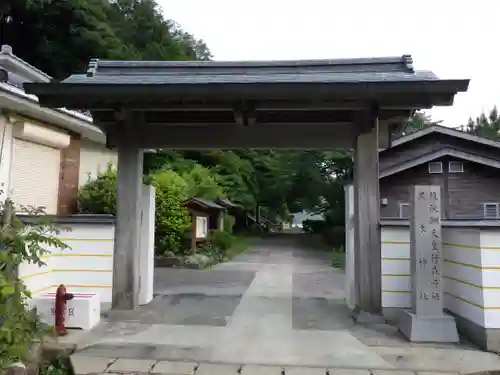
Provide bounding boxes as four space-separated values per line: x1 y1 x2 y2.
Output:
158 0 499 127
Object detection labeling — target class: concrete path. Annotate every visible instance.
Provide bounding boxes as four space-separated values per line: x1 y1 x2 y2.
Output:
69 236 500 374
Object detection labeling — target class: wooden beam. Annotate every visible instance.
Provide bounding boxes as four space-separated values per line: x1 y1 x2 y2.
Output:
63 92 450 111
353 106 382 314
106 123 356 149
112 110 144 310
32 80 465 110
93 108 412 126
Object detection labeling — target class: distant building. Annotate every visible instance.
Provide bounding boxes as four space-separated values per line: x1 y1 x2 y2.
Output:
380 125 500 219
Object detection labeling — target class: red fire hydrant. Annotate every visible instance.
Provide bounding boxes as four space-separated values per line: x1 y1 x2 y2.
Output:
55 284 74 336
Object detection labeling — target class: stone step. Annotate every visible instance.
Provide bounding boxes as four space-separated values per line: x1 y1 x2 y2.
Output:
70 355 461 375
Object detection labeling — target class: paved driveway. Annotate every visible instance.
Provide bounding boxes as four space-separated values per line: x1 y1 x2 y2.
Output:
74 236 500 373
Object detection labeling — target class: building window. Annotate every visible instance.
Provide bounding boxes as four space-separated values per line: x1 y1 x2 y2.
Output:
448 161 464 173
484 203 500 219
428 162 443 174
399 203 410 218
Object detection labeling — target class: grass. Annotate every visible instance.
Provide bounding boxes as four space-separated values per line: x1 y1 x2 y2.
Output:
225 235 251 260
39 355 72 375
331 246 346 269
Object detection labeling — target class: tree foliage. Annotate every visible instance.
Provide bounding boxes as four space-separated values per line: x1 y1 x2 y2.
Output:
399 111 442 137
462 107 500 140
78 167 192 255
0 0 211 79
78 165 117 214
150 170 191 254
4 0 354 247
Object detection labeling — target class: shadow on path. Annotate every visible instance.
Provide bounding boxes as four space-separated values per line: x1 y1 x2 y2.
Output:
73 234 500 372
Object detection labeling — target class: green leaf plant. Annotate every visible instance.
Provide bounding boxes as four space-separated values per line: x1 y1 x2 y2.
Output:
0 196 70 369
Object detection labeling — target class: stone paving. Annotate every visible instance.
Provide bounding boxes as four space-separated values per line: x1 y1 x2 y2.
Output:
70 356 465 375
69 236 500 375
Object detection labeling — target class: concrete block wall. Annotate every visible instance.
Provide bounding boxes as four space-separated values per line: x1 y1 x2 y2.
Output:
381 222 500 351
18 222 114 302
381 226 411 309
442 228 485 327
19 185 156 307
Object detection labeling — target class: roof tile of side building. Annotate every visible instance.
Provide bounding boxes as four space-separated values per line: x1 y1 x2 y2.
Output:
185 197 224 210
387 125 500 150
0 45 52 82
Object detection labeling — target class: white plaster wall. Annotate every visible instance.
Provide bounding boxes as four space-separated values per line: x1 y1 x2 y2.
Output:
18 223 115 303
381 224 500 329
381 226 411 308
19 185 156 306
443 228 484 327
79 139 117 186
479 229 500 328
344 184 355 310
138 185 156 305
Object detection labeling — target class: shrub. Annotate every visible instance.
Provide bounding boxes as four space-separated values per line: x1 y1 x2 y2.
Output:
77 165 117 214
78 167 191 255
0 199 70 369
223 214 235 234
331 246 346 269
196 242 224 263
148 170 191 254
209 229 234 251
302 219 327 234
323 226 345 247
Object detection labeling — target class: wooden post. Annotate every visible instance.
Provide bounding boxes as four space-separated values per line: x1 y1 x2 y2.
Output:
112 113 144 310
353 107 382 317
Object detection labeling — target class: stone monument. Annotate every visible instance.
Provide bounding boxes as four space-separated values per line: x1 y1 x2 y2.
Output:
398 185 459 342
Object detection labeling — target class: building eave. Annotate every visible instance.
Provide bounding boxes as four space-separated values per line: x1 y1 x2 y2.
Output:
388 125 500 151
380 147 500 178
0 47 51 83
25 79 469 110
0 82 106 144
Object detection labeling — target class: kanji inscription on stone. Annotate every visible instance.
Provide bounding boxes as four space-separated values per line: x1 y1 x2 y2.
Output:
410 185 443 316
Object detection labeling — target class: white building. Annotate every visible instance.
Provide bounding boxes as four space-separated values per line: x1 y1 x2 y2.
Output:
0 45 117 214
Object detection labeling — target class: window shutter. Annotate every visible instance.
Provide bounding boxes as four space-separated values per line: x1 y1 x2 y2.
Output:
11 139 60 215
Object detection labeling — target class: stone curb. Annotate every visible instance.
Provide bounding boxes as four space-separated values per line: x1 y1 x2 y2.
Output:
70 355 467 375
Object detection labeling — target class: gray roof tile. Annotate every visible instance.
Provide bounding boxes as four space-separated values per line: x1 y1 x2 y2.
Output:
62 70 438 85
61 55 440 86
185 197 224 210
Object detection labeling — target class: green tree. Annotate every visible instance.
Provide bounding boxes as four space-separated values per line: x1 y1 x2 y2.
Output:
78 167 191 254
400 110 442 137
181 164 223 200
3 0 358 238
0 0 211 79
463 107 500 140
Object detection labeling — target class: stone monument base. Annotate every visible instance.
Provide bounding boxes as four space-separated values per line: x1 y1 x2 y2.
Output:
398 310 459 343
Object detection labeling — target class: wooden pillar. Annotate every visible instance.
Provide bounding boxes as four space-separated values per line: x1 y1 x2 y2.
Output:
353 108 382 315
112 115 144 310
